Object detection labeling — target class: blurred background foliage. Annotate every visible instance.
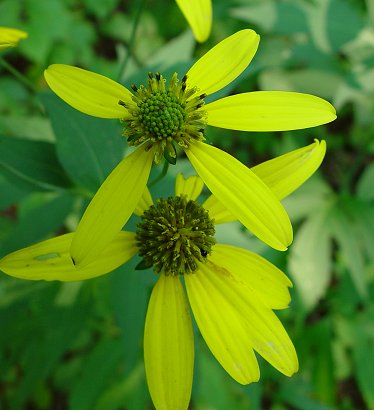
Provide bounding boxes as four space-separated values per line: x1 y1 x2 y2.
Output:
0 0 374 409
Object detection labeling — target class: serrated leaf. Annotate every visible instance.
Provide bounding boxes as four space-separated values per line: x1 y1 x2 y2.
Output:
40 92 126 193
288 206 333 310
0 135 71 191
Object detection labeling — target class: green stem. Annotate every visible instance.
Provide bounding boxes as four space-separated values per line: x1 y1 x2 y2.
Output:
117 0 148 81
0 57 36 92
149 160 169 187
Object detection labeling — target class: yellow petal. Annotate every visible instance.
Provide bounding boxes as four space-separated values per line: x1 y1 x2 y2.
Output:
186 30 259 96
210 244 292 309
144 274 194 410
187 259 298 377
186 141 293 251
44 64 133 119
71 146 154 267
185 264 260 384
252 139 326 200
175 173 204 200
202 195 234 224
175 0 212 43
0 232 137 281
204 140 327 223
0 27 27 49
206 92 336 131
134 186 153 216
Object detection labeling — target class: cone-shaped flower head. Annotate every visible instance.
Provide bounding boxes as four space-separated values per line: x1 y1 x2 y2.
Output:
0 140 326 410
0 27 27 49
44 30 336 267
175 0 212 42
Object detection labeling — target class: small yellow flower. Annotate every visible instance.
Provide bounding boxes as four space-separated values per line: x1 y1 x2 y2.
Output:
0 27 27 49
0 140 325 410
44 30 336 267
175 0 212 42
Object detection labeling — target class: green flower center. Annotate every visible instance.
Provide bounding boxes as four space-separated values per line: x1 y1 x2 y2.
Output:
138 91 185 139
135 195 216 276
119 72 207 165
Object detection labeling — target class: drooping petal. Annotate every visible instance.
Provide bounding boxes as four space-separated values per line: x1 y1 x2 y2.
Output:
44 64 133 119
175 0 212 43
204 140 327 223
206 91 336 131
185 264 260 384
210 244 292 309
186 29 259 96
0 232 137 281
0 27 27 49
175 173 204 200
252 139 326 200
187 259 298 378
144 274 194 410
134 186 153 216
186 141 293 251
71 146 154 267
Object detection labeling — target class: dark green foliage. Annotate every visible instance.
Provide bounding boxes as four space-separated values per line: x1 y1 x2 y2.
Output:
1 0 374 409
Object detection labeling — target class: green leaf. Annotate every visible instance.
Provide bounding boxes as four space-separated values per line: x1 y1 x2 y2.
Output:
147 30 195 72
329 205 368 300
69 338 124 410
288 205 333 310
357 162 374 201
194 341 250 410
0 115 55 142
82 0 119 19
0 191 74 256
20 0 70 63
309 320 335 406
259 68 343 101
0 174 28 209
230 0 276 32
279 376 333 410
352 321 374 409
3 288 91 410
40 92 126 193
0 135 71 191
273 1 308 34
326 0 363 52
94 362 147 410
283 177 333 223
110 259 150 373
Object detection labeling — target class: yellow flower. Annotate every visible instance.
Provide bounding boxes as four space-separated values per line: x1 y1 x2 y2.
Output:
175 0 212 42
44 30 336 267
0 140 325 410
0 27 27 49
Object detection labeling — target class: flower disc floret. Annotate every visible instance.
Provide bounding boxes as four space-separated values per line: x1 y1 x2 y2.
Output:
136 195 215 276
138 91 185 139
120 72 207 164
